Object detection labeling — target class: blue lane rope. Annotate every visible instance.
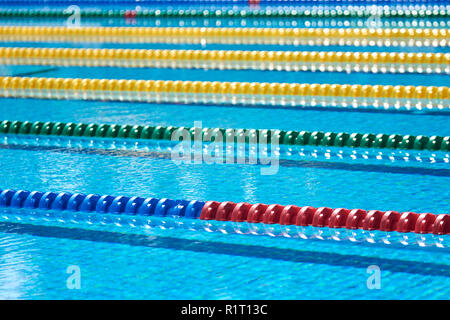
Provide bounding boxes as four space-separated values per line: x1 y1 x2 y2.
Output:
0 188 205 218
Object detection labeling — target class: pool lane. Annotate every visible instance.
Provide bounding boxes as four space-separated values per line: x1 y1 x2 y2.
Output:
0 138 448 214
0 98 449 138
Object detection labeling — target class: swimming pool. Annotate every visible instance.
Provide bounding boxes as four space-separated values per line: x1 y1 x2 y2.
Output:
0 1 449 300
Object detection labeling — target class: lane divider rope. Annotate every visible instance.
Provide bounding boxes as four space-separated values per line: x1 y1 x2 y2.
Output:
0 188 448 242
2 13 447 29
0 26 448 47
199 201 450 237
0 0 446 5
1 119 450 152
1 47 448 75
0 76 448 111
0 8 449 19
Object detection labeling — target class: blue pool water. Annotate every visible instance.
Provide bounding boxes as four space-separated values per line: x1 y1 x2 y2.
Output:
0 9 449 300
0 69 449 299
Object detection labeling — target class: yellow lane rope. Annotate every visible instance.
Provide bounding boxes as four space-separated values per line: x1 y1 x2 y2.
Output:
0 26 448 47
0 76 448 111
1 47 449 74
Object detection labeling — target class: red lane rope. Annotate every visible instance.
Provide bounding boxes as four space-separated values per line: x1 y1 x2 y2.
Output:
200 201 450 235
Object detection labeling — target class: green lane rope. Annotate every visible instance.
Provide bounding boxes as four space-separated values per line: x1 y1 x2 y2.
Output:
0 8 448 19
1 120 449 152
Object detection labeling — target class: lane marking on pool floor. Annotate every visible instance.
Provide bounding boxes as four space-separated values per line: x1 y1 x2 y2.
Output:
0 221 448 272
1 142 449 177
